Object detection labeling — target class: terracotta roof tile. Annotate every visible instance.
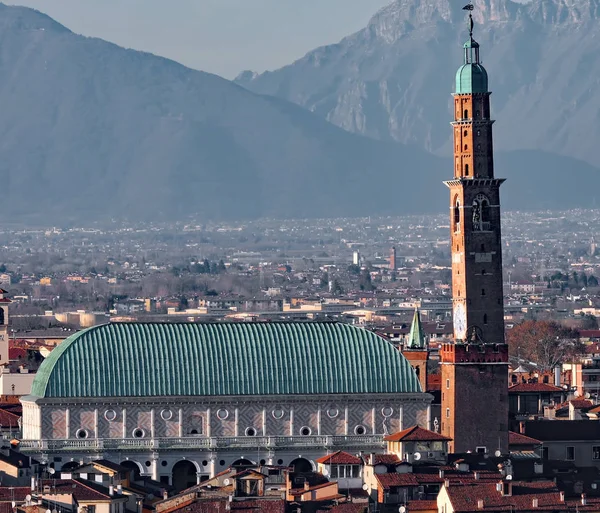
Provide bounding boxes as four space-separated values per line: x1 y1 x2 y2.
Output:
315 451 362 465
508 383 563 393
446 482 564 512
509 431 541 446
384 425 451 442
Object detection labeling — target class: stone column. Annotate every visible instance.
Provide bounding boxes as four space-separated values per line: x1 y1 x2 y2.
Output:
262 407 266 436
209 455 217 478
65 408 70 439
344 406 349 436
122 408 127 438
289 407 294 436
206 408 211 437
150 408 155 439
151 453 159 481
94 408 99 439
234 408 239 436
178 408 183 437
317 407 321 436
427 404 432 431
372 407 376 435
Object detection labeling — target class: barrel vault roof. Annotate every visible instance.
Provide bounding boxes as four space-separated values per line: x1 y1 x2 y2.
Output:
30 322 422 398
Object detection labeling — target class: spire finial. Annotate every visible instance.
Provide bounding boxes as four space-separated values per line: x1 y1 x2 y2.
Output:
463 2 474 38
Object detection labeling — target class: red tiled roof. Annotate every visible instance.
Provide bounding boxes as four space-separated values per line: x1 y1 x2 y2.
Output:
384 425 451 442
446 482 563 512
318 504 367 513
9 348 27 360
371 454 401 465
315 451 362 465
509 431 541 446
408 501 438 511
171 499 286 513
508 383 563 393
570 399 593 410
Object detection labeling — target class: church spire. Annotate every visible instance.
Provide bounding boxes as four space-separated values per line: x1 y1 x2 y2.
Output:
407 308 426 349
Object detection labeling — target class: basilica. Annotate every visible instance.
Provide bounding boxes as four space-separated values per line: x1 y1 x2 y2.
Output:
20 322 430 484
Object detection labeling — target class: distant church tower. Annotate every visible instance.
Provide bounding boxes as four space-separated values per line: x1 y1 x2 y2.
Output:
0 289 10 366
440 5 509 455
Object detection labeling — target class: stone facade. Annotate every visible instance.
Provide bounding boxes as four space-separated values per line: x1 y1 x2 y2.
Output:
21 392 431 484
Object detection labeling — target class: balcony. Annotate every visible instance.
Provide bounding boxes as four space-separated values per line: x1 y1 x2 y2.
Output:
18 435 384 453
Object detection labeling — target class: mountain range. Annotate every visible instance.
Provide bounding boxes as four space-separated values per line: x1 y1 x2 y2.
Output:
0 1 596 223
236 0 600 167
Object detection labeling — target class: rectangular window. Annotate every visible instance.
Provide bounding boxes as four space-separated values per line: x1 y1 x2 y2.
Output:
593 447 600 460
446 408 450 419
566 446 575 461
446 379 450 389
476 447 486 454
330 465 338 478
88 507 96 513
542 447 549 460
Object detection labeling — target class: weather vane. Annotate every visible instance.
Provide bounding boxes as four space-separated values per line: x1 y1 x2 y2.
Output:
463 2 474 38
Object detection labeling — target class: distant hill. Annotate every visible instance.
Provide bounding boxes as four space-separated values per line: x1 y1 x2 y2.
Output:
0 3 595 224
236 0 600 168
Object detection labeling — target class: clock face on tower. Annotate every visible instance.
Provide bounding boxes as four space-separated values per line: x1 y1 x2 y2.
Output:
454 303 467 340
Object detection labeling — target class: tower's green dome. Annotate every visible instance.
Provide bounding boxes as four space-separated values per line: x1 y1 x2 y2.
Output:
455 63 488 94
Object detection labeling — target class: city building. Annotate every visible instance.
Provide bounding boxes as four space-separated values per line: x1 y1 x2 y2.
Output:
441 10 509 454
19 322 431 487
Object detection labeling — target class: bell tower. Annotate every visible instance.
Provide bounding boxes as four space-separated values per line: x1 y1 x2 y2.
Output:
440 4 509 455
0 289 10 366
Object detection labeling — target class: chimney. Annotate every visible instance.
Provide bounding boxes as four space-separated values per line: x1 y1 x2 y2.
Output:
477 499 484 510
474 471 480 480
496 483 502 493
582 494 587 506
116 484 122 494
502 482 512 497
439 470 445 479
532 498 539 508
519 422 526 435
369 453 375 465
445 479 451 489
30 477 36 492
303 480 310 491
560 491 565 502
163 490 168 500
109 485 114 497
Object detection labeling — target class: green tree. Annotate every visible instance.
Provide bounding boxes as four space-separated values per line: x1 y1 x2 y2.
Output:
589 275 599 287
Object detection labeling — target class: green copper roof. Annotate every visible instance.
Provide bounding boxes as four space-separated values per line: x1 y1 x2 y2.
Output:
31 322 422 398
455 63 488 94
407 309 426 349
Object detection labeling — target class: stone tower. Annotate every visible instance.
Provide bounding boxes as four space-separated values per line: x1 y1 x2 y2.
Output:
440 6 509 455
0 289 10 366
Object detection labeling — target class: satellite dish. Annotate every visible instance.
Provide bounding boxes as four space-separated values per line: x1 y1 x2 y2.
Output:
494 450 502 457
413 452 422 461
25 495 31 502
586 393 591 399
506 475 513 481
399 507 407 513
46 509 51 513
322 468 329 477
49 468 55 475
574 390 581 397
362 484 368 491
223 478 230 486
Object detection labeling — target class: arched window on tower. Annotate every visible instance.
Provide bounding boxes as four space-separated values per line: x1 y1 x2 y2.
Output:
464 109 469 119
473 194 490 231
465 164 470 176
483 314 488 325
454 199 461 232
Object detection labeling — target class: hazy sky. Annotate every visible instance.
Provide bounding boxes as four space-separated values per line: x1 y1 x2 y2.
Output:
5 0 391 79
